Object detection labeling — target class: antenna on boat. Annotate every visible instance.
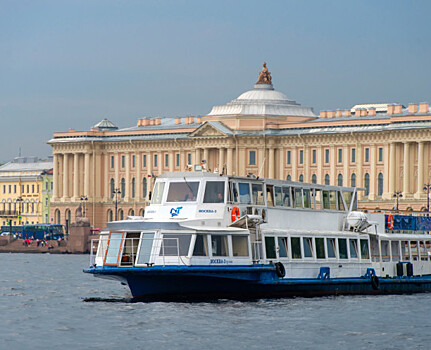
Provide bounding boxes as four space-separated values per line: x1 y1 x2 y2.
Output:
257 157 266 178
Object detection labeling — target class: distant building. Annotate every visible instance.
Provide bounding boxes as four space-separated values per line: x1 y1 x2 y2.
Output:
48 63 431 229
0 157 53 226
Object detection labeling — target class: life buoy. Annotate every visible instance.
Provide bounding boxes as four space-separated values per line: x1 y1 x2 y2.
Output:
231 206 240 222
275 262 286 278
371 275 380 290
387 214 394 230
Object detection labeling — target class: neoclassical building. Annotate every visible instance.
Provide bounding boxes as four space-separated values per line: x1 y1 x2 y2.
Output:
48 63 431 229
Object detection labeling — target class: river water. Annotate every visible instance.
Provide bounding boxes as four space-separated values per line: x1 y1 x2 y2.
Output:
0 254 430 350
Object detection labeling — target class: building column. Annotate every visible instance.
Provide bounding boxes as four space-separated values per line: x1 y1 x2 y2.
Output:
389 142 396 195
291 147 297 181
169 150 174 172
343 145 348 187
84 152 91 197
403 142 410 196
304 146 309 183
73 153 80 200
136 151 141 203
53 154 59 200
203 148 209 166
268 147 275 179
195 148 201 166
317 146 322 184
104 153 109 200
63 153 69 199
278 148 284 180
356 144 363 198
330 146 336 185
227 148 233 175
369 145 376 199
218 147 225 174
415 141 425 198
115 152 120 190
383 143 390 199
124 152 130 201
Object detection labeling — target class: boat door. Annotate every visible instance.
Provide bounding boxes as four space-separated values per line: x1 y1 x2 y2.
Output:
104 231 126 266
135 231 157 266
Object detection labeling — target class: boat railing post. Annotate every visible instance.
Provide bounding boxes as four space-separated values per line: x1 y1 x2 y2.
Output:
162 238 165 267
176 238 180 265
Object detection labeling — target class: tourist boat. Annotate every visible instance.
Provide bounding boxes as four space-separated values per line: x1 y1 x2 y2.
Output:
84 171 431 301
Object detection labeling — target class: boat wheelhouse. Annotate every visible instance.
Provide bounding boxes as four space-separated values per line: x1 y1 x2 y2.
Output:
84 172 431 301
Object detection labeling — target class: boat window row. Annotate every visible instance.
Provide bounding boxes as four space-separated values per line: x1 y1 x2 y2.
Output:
370 237 431 262
150 178 357 212
264 235 370 261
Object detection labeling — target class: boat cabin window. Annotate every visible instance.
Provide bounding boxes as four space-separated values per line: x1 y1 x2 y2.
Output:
391 241 400 261
237 183 251 204
329 191 337 210
274 186 283 206
303 189 311 209
426 241 431 259
381 240 390 262
342 191 353 211
327 238 336 258
166 182 199 202
315 238 325 259
337 192 346 211
266 185 274 207
232 236 249 257
136 232 155 265
211 235 228 257
338 238 348 259
151 182 165 204
322 191 330 210
282 187 291 207
349 239 358 259
161 234 192 256
278 237 288 258
411 241 419 261
104 231 125 265
402 241 410 261
293 188 302 208
360 239 369 259
303 237 313 258
203 181 225 203
252 183 265 205
265 237 276 259
291 237 302 259
193 234 208 256
313 189 322 210
420 241 428 261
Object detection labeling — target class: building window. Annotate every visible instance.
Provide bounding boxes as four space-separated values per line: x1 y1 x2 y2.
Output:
299 174 304 182
312 174 317 184
325 174 330 185
312 150 316 164
365 148 370 163
3 185 5 193
143 155 147 168
351 148 356 163
14 185 16 194
154 154 158 167
8 185 11 193
378 147 383 162
176 154 180 167
299 150 304 164
121 178 125 198
131 178 135 199
37 185 39 193
45 182 48 190
108 209 113 222
351 173 356 187
364 173 370 196
187 153 192 165
338 174 343 186
110 178 115 199
378 173 383 196
32 185 34 193
119 209 124 220
121 155 125 168
287 151 291 165
132 155 135 168
287 175 291 181
164 154 168 168
338 149 342 163
143 177 147 198
51 182 53 190
249 151 256 165
111 156 114 168
325 149 329 163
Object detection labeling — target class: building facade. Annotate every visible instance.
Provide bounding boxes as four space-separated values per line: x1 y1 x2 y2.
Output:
48 64 431 229
0 157 53 226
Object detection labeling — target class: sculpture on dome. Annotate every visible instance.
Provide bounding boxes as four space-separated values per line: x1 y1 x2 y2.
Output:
256 62 272 85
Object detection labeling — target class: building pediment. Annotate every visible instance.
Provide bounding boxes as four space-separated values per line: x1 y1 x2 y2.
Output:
188 121 232 138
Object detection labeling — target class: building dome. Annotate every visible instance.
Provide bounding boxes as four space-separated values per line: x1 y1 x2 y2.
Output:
94 118 118 131
206 63 315 118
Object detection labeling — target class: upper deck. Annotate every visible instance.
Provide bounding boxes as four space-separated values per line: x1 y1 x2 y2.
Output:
143 171 364 232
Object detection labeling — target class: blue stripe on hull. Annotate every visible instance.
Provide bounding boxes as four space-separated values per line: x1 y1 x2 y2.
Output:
84 265 431 301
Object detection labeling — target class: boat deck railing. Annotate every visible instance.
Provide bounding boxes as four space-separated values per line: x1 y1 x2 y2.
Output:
90 237 181 267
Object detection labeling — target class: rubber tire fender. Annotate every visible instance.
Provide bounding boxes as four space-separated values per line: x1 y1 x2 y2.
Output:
275 262 286 278
371 275 380 290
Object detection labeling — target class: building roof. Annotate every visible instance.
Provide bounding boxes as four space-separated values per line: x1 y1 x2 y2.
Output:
94 118 118 131
0 157 53 173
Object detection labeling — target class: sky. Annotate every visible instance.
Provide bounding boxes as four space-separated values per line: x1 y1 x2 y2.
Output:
1 0 431 163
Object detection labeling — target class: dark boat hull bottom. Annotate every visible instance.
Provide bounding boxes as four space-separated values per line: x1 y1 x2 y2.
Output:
84 266 431 302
